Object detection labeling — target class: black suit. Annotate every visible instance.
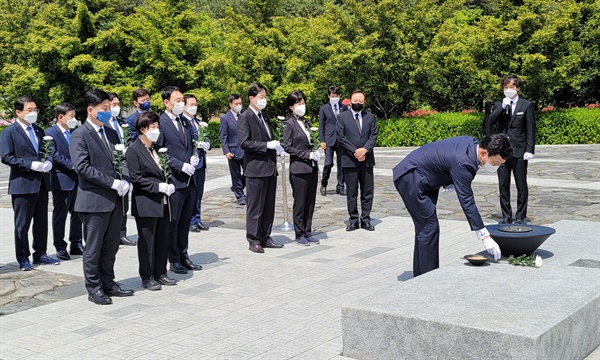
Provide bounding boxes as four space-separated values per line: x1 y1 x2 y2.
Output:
336 110 378 226
156 112 196 264
220 110 246 201
107 116 130 237
283 116 318 240
237 107 278 245
183 114 210 227
45 124 82 252
487 97 536 221
126 138 170 281
318 102 348 191
0 122 51 263
70 121 129 294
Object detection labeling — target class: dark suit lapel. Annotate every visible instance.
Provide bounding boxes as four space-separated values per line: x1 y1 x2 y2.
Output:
350 111 362 134
291 119 310 147
509 99 525 127
84 122 113 161
164 116 186 147
136 139 162 176
53 125 69 150
14 122 38 153
360 112 370 136
253 111 271 140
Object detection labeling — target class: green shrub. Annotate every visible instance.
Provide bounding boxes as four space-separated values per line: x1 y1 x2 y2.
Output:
536 108 600 144
207 121 221 148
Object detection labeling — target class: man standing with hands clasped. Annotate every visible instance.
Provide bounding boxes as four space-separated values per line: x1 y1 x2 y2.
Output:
487 75 536 225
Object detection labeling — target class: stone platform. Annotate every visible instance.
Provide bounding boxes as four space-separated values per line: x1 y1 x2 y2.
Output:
342 220 600 360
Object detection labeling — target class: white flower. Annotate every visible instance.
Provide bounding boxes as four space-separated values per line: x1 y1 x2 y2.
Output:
121 124 129 128
158 148 168 153
310 127 318 132
535 255 543 268
43 136 54 141
114 144 125 151
198 121 208 128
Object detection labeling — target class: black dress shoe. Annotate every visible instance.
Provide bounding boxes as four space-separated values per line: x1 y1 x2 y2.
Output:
70 243 84 255
514 218 528 224
57 250 71 261
88 289 112 305
361 223 375 231
320 186 327 196
156 275 177 286
346 223 359 231
248 243 265 253
262 238 284 248
337 188 346 196
104 284 134 297
189 224 201 233
197 222 210 231
237 198 246 205
142 279 162 291
182 258 202 271
120 237 136 246
170 262 188 274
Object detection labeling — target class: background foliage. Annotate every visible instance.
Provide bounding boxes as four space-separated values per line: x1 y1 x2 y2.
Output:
1 0 599 128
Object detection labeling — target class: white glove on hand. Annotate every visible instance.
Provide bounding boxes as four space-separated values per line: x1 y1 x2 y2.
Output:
111 179 124 193
158 183 175 196
118 181 130 196
276 145 284 156
197 141 210 151
41 160 53 173
181 163 195 176
267 140 280 150
502 97 511 109
190 155 199 167
310 151 321 161
166 184 175 196
30 161 45 172
483 237 502 261
523 152 534 161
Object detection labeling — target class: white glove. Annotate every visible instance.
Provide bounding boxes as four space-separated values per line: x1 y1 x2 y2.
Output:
190 155 199 167
41 160 53 173
111 179 124 193
502 97 511 109
30 161 45 172
197 141 210 151
310 151 321 161
158 183 175 196
267 140 280 150
523 152 534 161
118 181 130 196
483 237 502 261
181 163 195 176
276 145 284 156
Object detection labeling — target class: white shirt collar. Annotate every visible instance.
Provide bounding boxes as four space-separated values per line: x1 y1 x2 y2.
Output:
56 122 69 133
16 119 31 131
88 119 102 132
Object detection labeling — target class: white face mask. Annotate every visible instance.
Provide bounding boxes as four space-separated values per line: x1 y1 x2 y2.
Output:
111 106 121 118
293 104 306 117
145 128 160 143
504 88 517 99
171 101 185 115
255 98 267 110
233 105 243 114
329 97 340 104
186 106 198 116
23 112 38 124
66 118 79 129
480 156 500 173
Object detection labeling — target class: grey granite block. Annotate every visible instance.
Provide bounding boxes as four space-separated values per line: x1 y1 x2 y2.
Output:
350 247 395 259
277 245 334 259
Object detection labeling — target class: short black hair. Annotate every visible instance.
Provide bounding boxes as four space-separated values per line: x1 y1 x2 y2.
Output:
247 82 267 98
350 90 366 99
183 94 196 105
84 88 111 108
501 74 522 88
286 90 306 109
107 92 119 101
228 93 241 103
162 86 182 101
135 111 160 133
132 88 150 101
54 102 76 119
14 96 35 112
480 134 513 159
328 86 342 96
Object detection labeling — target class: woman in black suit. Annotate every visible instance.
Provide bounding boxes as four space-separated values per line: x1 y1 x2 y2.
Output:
283 90 321 246
126 111 177 290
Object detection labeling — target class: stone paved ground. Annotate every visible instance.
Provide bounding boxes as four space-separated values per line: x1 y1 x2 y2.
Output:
0 145 598 359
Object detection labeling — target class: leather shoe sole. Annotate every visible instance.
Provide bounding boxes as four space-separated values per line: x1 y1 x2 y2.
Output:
142 280 162 291
156 276 177 286
88 290 112 305
346 225 359 231
104 288 134 297
170 263 188 274
183 260 202 271
120 237 136 246
249 244 264 253
320 186 327 196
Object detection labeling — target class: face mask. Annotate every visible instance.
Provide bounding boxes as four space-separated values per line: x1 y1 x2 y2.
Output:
351 103 363 112
233 105 243 114
110 106 121 118
145 128 160 143
255 98 267 110
171 101 185 115
94 108 112 124
293 104 306 117
66 118 79 129
504 88 517 98
330 97 340 104
479 155 500 173
23 112 38 124
186 106 198 116
139 101 151 111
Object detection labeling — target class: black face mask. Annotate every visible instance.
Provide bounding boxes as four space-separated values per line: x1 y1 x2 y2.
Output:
351 103 363 112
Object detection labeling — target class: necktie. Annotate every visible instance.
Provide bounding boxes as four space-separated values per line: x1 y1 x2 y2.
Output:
506 101 513 117
65 130 70 144
98 128 110 152
355 113 361 130
26 126 38 152
176 117 185 139
258 112 271 138
334 104 338 116
112 119 122 142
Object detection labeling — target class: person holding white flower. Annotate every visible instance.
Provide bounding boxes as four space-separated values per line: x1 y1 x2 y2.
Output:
182 94 211 232
283 90 321 246
126 111 177 290
0 96 58 270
